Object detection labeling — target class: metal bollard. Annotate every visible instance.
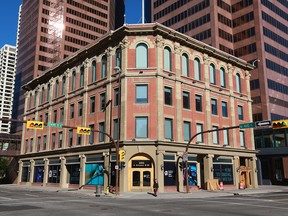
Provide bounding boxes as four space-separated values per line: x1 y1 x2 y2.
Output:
95 185 101 197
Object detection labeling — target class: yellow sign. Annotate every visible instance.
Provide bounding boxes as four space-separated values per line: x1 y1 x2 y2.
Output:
77 127 91 135
26 121 44 130
119 150 125 162
272 120 288 129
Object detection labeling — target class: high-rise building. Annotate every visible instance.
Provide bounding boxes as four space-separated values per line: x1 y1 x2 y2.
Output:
150 0 288 185
12 0 125 133
0 45 17 133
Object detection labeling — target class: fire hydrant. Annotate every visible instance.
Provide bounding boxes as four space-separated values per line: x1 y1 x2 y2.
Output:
105 186 110 195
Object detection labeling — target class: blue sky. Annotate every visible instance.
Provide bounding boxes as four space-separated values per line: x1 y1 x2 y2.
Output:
0 0 142 48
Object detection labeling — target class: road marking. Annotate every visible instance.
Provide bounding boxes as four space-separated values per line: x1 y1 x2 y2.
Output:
0 197 13 200
0 199 88 206
25 193 39 197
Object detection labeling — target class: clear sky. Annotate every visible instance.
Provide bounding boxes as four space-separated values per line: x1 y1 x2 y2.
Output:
0 0 143 48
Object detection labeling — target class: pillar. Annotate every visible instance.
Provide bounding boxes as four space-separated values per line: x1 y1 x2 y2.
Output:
79 154 86 187
43 158 49 186
59 156 67 188
17 160 23 184
103 151 110 189
156 150 164 192
250 157 259 188
233 156 240 189
29 159 35 185
203 154 214 188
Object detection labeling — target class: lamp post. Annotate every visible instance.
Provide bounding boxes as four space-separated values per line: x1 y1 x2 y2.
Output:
252 59 260 67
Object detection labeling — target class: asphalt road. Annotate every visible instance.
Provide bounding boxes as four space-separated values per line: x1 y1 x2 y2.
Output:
0 187 288 216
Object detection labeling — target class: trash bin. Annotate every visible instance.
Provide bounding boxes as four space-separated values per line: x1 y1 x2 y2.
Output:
95 185 101 197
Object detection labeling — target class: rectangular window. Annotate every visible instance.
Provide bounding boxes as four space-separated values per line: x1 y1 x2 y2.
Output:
45 113 48 123
76 134 81 146
78 101 83 117
164 87 172 105
223 129 229 146
211 99 218 115
58 132 63 148
238 105 244 120
90 96 95 113
114 119 119 140
195 95 202 112
136 85 148 103
89 124 94 144
68 129 73 147
43 135 47 150
165 118 173 139
53 110 57 123
70 104 74 119
114 88 119 106
184 121 191 141
196 123 203 142
30 138 33 152
100 93 106 110
37 137 41 152
222 101 228 117
99 122 105 142
25 139 28 153
60 107 64 123
183 91 190 109
212 126 219 144
136 117 148 138
51 133 56 150
240 130 245 147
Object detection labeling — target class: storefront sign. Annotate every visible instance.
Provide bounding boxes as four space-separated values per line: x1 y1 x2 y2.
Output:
132 160 152 168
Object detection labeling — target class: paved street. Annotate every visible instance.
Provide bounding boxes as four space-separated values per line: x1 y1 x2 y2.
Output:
0 185 288 215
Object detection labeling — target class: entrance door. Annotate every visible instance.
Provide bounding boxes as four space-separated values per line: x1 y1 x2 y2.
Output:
132 170 151 191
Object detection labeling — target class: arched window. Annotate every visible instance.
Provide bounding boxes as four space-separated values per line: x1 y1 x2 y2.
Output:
164 46 172 71
80 66 84 87
34 91 38 107
182 53 189 77
29 93 32 109
101 55 107 78
47 84 51 102
54 80 59 98
210 64 216 85
91 60 96 83
220 67 226 88
236 73 242 93
71 71 76 90
194 58 201 80
115 48 121 68
62 76 66 95
41 86 45 104
136 43 148 68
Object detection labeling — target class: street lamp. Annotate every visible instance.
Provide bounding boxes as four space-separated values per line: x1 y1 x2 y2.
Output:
252 59 260 68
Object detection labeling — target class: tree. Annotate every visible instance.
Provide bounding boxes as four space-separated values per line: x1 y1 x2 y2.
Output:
0 157 8 179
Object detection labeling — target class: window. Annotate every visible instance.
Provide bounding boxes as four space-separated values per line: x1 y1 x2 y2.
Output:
210 64 216 84
240 130 245 147
43 135 47 150
195 95 202 112
51 133 56 150
223 129 229 146
115 48 121 68
114 88 119 106
99 122 105 142
194 58 201 80
89 124 94 144
113 119 119 140
222 101 228 117
184 121 191 141
37 137 41 152
238 105 244 120
136 85 148 103
58 132 63 148
62 76 66 95
54 80 59 98
91 60 96 83
182 53 189 76
71 71 76 91
236 73 241 93
53 110 57 122
45 113 48 123
41 87 45 104
100 93 106 110
90 96 95 113
78 101 83 117
211 99 218 115
212 126 219 144
34 91 38 107
183 91 190 109
136 117 148 138
60 107 64 123
47 84 51 101
68 129 73 147
76 134 81 146
220 67 226 88
164 47 172 71
165 118 173 139
196 123 203 142
30 138 33 152
101 55 107 78
70 104 74 119
80 66 84 87
136 43 148 68
164 87 172 105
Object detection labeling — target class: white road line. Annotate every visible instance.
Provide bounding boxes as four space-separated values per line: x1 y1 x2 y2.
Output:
0 197 13 200
0 199 88 206
24 193 39 197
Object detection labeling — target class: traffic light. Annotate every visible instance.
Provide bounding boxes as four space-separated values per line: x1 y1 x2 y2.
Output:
26 121 44 130
77 127 91 135
272 120 288 129
119 150 125 162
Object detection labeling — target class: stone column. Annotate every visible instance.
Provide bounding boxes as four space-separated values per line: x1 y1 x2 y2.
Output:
29 159 35 185
233 156 240 189
203 154 214 188
59 156 67 188
156 149 164 192
103 151 110 189
176 152 184 192
43 158 49 186
250 157 259 188
17 160 23 184
79 154 86 187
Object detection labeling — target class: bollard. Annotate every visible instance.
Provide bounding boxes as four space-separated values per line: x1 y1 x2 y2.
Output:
95 185 101 197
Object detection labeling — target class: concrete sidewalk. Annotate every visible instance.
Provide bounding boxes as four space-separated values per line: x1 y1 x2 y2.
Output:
1 184 287 199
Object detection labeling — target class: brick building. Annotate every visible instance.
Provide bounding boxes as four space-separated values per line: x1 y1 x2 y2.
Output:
18 23 257 192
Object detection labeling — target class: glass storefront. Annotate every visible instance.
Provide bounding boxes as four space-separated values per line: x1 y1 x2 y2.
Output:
183 163 197 186
85 163 104 185
34 166 44 183
21 161 30 182
213 157 233 184
48 158 61 183
66 157 80 184
163 161 176 186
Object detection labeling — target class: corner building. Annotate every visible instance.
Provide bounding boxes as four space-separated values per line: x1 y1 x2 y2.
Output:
18 23 258 192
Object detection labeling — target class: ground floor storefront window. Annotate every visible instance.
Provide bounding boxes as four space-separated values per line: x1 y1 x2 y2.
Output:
66 164 80 184
34 166 44 183
48 165 61 183
213 157 233 184
85 163 104 185
21 162 30 182
183 163 197 186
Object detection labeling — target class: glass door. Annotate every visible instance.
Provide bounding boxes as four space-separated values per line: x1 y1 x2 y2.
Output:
132 170 151 191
